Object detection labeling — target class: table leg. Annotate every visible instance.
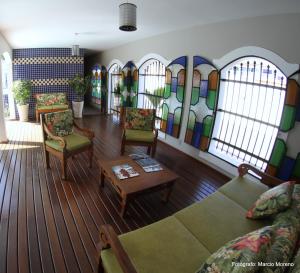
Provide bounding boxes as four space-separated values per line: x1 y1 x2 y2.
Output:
162 181 175 203
100 169 105 188
120 195 129 217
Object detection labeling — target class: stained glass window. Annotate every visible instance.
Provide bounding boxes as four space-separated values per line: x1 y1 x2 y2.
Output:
209 57 287 170
138 59 166 127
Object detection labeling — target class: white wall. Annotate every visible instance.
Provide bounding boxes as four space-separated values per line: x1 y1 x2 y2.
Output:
0 32 12 143
87 13 300 177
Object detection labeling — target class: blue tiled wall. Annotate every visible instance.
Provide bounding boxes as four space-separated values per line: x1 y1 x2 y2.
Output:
13 48 85 119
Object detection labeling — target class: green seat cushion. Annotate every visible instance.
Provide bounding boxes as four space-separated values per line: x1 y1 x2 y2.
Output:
218 176 269 210
45 133 91 152
101 216 211 273
174 191 270 253
37 104 69 110
124 129 155 142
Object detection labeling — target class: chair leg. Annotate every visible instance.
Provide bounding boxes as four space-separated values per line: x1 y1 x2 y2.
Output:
151 142 157 157
120 140 125 155
147 145 151 155
89 146 93 168
45 150 50 168
61 157 67 180
36 110 39 123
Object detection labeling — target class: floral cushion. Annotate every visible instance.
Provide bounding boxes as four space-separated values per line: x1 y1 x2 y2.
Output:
261 222 298 273
124 108 155 131
246 181 295 219
289 242 300 273
36 93 67 107
196 226 274 273
44 109 73 137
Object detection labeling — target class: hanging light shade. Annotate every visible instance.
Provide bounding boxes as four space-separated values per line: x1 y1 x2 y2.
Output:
72 45 80 56
119 3 137 31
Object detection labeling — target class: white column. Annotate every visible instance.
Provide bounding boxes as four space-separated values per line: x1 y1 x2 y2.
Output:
0 63 8 143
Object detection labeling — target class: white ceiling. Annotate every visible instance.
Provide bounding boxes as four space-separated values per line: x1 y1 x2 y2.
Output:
0 0 300 53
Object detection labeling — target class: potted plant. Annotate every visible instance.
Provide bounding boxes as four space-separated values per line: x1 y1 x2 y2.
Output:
68 74 91 118
12 80 31 122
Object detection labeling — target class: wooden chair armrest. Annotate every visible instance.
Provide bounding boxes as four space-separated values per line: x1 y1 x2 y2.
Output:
99 225 137 273
238 163 284 187
43 124 66 148
73 121 95 140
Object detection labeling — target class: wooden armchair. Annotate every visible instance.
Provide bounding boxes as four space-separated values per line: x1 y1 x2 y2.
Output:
41 109 94 180
120 108 158 157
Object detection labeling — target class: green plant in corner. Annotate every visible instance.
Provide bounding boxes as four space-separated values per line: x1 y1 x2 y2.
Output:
68 74 91 102
12 80 31 105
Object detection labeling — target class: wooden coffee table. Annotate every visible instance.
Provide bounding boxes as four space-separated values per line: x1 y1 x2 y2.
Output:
98 156 178 217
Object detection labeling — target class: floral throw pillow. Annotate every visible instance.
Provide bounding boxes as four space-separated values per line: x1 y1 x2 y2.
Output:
261 222 298 273
196 226 274 273
289 241 300 273
124 108 154 131
44 109 73 137
36 93 67 107
246 181 295 219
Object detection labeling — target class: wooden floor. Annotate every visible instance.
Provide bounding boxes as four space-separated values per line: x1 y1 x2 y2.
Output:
0 114 229 273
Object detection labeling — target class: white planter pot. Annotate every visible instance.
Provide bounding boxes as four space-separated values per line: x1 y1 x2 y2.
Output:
17 104 29 122
72 101 84 118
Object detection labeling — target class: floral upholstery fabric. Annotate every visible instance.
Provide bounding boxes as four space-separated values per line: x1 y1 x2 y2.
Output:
36 93 67 108
124 108 155 131
196 226 274 273
289 242 300 273
261 222 298 273
44 109 73 137
246 181 295 219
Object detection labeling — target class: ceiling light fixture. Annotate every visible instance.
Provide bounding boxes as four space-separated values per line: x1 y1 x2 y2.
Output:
119 2 137 31
72 45 80 56
71 33 80 56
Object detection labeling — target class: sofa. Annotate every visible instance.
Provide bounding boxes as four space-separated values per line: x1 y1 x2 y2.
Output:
98 164 300 273
35 92 69 122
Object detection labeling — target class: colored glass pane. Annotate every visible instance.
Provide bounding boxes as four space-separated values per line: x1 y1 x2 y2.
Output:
269 139 286 167
292 154 300 178
280 105 296 132
176 86 184 103
191 87 199 105
203 116 213 137
164 84 171 98
187 111 196 130
174 108 181 125
206 90 216 110
161 104 169 120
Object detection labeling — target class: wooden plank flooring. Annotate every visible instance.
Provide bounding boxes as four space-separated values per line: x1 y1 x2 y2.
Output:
0 114 229 273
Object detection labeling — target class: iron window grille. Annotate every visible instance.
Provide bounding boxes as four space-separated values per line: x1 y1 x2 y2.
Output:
209 57 287 170
137 59 166 128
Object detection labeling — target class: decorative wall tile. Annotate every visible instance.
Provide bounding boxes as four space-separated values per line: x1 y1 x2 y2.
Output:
13 48 84 119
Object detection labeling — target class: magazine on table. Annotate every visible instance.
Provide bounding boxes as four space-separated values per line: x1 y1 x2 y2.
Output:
135 157 163 173
112 164 139 180
128 153 149 160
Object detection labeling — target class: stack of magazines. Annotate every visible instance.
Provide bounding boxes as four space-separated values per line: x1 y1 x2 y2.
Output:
112 164 139 180
129 153 163 173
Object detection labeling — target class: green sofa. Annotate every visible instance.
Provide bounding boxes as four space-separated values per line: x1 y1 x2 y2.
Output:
98 164 287 273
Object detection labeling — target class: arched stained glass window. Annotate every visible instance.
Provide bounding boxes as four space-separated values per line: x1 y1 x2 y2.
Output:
209 57 287 170
138 59 166 127
109 64 122 115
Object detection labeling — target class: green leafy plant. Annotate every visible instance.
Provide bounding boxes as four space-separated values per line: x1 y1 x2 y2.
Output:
68 74 91 101
12 80 31 105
